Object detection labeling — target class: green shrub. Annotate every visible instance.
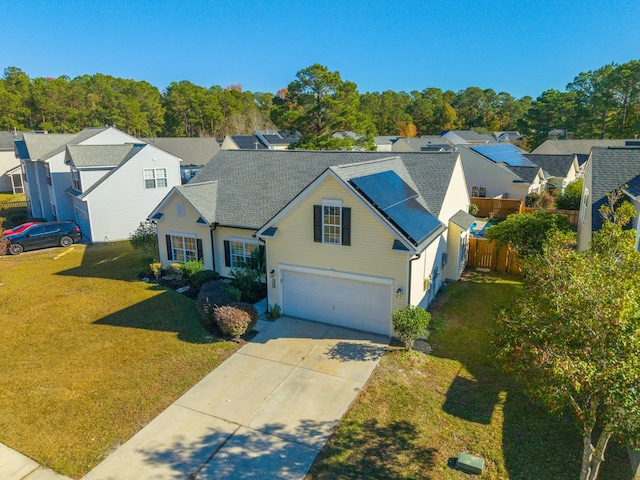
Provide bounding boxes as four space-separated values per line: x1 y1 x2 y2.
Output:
180 260 204 277
468 203 479 216
392 305 431 350
192 270 219 289
196 280 240 329
555 179 583 210
214 305 252 339
228 302 259 332
267 304 281 320
525 192 542 208
230 266 265 303
129 221 159 260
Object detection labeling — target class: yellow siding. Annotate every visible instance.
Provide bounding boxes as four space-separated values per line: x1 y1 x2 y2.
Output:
212 226 259 277
446 223 462 280
266 176 409 313
155 193 212 268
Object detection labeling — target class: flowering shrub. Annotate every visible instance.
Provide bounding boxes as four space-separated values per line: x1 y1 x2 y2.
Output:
214 305 252 339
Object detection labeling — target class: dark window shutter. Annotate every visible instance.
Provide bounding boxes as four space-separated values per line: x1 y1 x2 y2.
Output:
313 205 322 242
224 240 231 267
165 235 173 261
342 207 351 246
196 238 203 261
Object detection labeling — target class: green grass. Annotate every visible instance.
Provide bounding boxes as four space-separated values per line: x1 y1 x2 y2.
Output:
0 241 238 478
308 271 633 479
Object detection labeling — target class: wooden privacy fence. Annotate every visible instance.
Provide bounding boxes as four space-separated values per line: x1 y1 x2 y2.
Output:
522 207 579 226
468 237 521 275
470 197 524 218
0 201 27 213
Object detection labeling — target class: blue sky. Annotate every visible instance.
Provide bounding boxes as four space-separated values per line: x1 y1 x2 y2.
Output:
1 0 638 99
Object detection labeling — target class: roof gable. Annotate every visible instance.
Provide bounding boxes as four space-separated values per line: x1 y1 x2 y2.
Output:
66 144 143 168
142 137 220 166
524 153 577 177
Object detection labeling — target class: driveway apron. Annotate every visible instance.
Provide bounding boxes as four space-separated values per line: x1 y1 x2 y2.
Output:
83 316 389 479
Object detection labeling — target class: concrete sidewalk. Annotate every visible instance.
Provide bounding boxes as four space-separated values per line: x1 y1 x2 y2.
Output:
0 443 70 480
83 316 388 479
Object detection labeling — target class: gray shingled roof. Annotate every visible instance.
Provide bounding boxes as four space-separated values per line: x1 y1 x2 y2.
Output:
533 139 632 155
589 147 640 231
507 166 541 183
185 150 459 230
142 137 220 167
66 144 143 168
524 153 576 177
19 127 109 160
450 210 476 229
175 181 219 223
0 131 23 150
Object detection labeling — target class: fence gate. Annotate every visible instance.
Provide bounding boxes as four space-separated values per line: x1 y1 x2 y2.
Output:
468 237 521 274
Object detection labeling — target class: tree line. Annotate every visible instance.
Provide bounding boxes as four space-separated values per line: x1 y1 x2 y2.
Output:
0 60 638 149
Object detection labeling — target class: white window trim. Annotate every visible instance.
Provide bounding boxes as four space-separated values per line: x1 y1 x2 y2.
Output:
229 237 259 269
322 199 342 245
170 231 197 263
71 169 81 191
144 168 168 189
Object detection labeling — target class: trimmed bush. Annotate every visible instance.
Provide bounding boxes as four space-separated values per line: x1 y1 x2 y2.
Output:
214 305 252 339
468 203 479 216
196 280 241 329
149 262 163 278
392 305 431 350
192 269 219 289
228 302 259 332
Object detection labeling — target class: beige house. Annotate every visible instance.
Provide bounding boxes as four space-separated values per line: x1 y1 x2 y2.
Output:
150 150 474 337
524 153 580 192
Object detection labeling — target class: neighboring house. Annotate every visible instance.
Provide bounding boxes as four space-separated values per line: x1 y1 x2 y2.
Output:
440 130 495 145
143 137 220 183
0 131 23 193
531 139 636 173
149 150 474 337
391 136 451 153
373 136 401 152
524 153 580 192
493 131 525 146
456 144 545 199
253 130 301 150
576 146 640 252
220 135 268 150
220 131 301 151
15 127 142 222
65 143 181 242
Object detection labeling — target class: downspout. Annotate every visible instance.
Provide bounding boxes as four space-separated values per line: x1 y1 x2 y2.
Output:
209 223 218 272
407 252 422 307
257 237 269 315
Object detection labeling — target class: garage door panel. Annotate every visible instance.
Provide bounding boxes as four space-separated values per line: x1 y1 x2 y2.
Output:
281 270 391 336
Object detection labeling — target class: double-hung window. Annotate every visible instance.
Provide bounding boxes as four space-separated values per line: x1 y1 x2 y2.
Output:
471 185 487 198
322 200 342 245
170 234 197 262
228 239 259 268
144 168 168 189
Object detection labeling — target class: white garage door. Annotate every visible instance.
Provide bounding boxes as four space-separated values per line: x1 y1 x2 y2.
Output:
281 269 392 336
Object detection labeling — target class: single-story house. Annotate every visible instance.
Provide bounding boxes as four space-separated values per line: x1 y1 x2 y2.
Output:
524 153 581 192
149 150 475 337
577 146 640 252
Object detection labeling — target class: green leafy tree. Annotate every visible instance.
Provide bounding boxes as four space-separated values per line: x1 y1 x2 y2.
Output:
555 178 584 210
129 221 159 260
272 64 373 149
494 194 640 480
484 210 571 257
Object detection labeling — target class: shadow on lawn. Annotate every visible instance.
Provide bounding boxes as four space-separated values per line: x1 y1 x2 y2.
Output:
93 287 219 344
431 270 633 479
56 242 145 281
307 419 437 480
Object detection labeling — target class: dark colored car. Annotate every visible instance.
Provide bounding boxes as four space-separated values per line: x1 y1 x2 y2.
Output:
3 221 42 236
4 221 82 255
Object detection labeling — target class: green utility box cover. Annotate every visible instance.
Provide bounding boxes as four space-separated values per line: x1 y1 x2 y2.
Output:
457 452 485 474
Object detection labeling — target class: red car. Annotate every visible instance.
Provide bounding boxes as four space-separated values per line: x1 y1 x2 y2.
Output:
3 222 41 236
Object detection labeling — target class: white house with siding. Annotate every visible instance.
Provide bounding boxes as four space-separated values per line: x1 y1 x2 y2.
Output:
65 143 181 242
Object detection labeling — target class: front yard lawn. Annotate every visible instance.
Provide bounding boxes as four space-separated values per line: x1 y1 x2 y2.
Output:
0 242 238 478
307 271 633 479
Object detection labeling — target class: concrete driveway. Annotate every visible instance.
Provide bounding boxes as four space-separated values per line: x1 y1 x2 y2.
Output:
83 316 389 479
